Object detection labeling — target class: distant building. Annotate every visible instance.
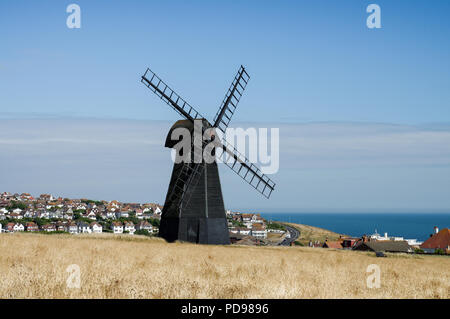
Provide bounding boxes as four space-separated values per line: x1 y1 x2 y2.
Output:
42 224 56 232
322 241 343 249
67 222 78 234
353 240 413 253
111 221 123 234
136 221 152 232
420 227 450 254
124 221 135 234
251 224 267 239
90 222 103 233
26 222 39 232
77 222 91 233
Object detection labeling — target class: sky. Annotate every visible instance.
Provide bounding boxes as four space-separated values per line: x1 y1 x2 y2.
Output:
1 1 450 213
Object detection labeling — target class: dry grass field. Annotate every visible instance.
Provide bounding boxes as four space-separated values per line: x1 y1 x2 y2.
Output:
0 233 449 299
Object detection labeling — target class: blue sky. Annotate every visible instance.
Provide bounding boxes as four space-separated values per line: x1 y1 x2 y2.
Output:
1 1 450 212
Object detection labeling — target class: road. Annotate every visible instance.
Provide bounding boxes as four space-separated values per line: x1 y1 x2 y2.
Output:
279 224 300 246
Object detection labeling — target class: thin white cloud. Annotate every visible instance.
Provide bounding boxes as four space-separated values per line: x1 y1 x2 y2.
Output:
1 118 450 212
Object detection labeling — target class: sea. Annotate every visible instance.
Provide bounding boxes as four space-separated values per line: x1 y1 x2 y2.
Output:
259 213 450 242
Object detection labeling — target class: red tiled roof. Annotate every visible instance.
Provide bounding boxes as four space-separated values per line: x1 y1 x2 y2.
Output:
421 228 450 249
323 241 343 249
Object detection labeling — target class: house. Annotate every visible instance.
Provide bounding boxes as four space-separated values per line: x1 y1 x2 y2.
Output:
353 240 413 253
124 221 135 234
23 210 34 218
322 241 343 249
5 223 15 232
251 224 267 239
26 222 39 232
251 214 264 225
238 227 251 236
12 208 23 215
90 222 102 233
116 210 129 219
106 210 116 219
340 237 359 249
153 206 162 215
135 209 144 219
136 221 152 232
13 223 25 232
42 224 56 232
56 222 67 232
10 213 23 220
84 210 97 220
111 221 123 234
67 222 78 234
40 194 54 201
420 227 450 254
77 222 91 233
39 211 50 219
20 193 33 201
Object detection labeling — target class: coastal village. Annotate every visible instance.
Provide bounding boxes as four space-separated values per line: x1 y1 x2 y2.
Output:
0 192 448 255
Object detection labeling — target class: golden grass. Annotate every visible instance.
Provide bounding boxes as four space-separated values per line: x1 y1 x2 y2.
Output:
0 233 449 299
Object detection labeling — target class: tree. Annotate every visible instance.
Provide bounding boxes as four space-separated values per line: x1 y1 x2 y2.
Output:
7 201 27 211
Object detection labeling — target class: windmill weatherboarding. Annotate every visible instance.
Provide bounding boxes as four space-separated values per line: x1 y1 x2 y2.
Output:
141 65 276 244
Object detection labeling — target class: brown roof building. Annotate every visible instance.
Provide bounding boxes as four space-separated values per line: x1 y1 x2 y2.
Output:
353 240 413 253
420 228 450 253
323 241 343 249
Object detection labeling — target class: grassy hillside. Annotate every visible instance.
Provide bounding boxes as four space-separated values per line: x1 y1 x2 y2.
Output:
285 222 345 244
0 233 448 298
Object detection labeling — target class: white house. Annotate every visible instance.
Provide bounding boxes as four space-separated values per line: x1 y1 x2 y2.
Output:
77 222 91 233
251 225 267 239
68 223 78 234
106 210 116 219
111 222 123 234
23 210 34 218
12 208 23 214
124 222 135 234
84 210 97 220
136 221 152 232
42 224 56 232
13 223 25 232
90 222 102 233
154 207 162 215
39 211 50 219
116 210 129 219
239 227 251 236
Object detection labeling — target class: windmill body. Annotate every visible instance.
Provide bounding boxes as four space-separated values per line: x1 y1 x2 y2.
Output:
159 120 229 244
140 66 275 245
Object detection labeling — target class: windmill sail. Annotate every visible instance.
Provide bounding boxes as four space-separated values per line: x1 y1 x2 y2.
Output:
141 68 205 122
218 139 276 199
213 65 250 135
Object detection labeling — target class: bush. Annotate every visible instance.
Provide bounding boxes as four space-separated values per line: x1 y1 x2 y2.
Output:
434 248 445 255
135 229 151 237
